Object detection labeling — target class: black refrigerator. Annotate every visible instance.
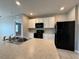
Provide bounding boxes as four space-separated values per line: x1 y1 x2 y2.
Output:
55 21 75 51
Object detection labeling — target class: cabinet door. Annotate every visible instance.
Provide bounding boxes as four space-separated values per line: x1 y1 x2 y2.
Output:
43 17 55 28
28 19 39 28
43 34 55 39
49 17 55 28
43 18 49 28
37 18 43 23
28 32 34 39
28 19 36 28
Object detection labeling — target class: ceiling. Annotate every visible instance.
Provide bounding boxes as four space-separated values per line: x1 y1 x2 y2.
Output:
0 0 79 17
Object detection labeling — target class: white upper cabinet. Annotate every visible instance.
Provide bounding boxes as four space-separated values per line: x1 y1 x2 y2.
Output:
48 17 55 28
43 17 49 28
43 17 55 28
28 17 55 28
37 18 43 23
28 19 36 28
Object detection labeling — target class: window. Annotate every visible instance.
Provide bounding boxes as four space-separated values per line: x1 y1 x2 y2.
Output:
16 22 21 36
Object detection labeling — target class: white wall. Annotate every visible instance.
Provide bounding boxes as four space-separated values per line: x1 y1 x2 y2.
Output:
67 8 75 20
55 8 75 22
0 16 16 45
0 17 16 37
22 15 29 39
54 7 75 22
76 5 79 52
0 15 29 40
0 15 23 45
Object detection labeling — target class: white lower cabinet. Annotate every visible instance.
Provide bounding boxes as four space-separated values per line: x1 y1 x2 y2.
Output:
28 32 55 39
43 34 55 39
28 33 34 39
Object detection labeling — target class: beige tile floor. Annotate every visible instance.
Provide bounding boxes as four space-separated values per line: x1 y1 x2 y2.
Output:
0 39 79 59
58 49 79 59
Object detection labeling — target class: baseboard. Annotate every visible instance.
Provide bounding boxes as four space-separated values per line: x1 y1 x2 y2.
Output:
75 50 79 53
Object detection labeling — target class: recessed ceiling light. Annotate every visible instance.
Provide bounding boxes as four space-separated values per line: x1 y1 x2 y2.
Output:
30 13 33 15
60 7 64 11
16 1 21 6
